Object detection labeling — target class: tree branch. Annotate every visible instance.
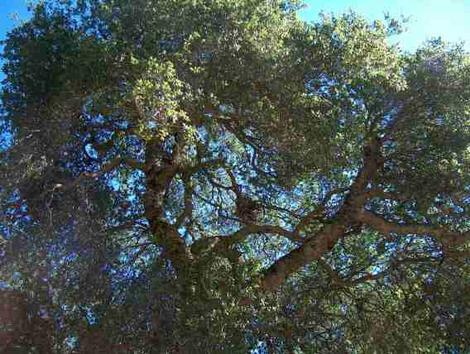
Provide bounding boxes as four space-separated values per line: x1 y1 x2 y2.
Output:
357 210 469 247
227 223 304 244
294 187 350 234
260 138 384 291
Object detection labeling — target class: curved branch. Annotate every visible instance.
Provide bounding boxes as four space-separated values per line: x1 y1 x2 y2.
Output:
260 138 384 291
191 223 304 257
357 210 469 247
227 223 304 244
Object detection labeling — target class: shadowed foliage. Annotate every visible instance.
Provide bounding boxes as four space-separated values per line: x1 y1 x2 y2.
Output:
0 1 469 352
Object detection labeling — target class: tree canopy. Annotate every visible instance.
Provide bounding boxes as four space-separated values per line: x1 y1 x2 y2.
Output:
0 0 469 352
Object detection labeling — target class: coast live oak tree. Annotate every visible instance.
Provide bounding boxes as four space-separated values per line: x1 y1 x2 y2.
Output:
0 0 469 352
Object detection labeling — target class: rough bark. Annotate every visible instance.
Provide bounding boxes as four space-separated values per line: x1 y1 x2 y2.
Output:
260 135 469 291
260 138 383 291
260 221 349 291
357 210 470 247
143 139 192 272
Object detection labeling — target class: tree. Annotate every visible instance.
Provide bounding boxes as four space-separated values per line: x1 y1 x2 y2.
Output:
0 0 469 352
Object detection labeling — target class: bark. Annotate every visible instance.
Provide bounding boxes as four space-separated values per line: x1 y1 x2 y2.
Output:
260 138 383 291
260 135 469 291
357 210 470 246
143 139 192 272
260 221 348 291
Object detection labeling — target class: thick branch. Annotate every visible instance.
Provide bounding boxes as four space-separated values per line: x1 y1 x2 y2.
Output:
227 224 304 244
143 141 192 270
357 210 470 246
261 221 348 291
192 223 303 253
260 138 384 291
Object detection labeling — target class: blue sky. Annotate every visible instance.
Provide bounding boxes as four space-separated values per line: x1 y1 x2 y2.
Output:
0 0 31 40
0 0 469 57
301 0 470 52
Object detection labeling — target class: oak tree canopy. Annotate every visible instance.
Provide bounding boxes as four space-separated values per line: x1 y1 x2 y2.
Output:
0 0 469 352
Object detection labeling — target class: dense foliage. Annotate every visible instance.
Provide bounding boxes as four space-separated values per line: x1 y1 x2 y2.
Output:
0 1 469 352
